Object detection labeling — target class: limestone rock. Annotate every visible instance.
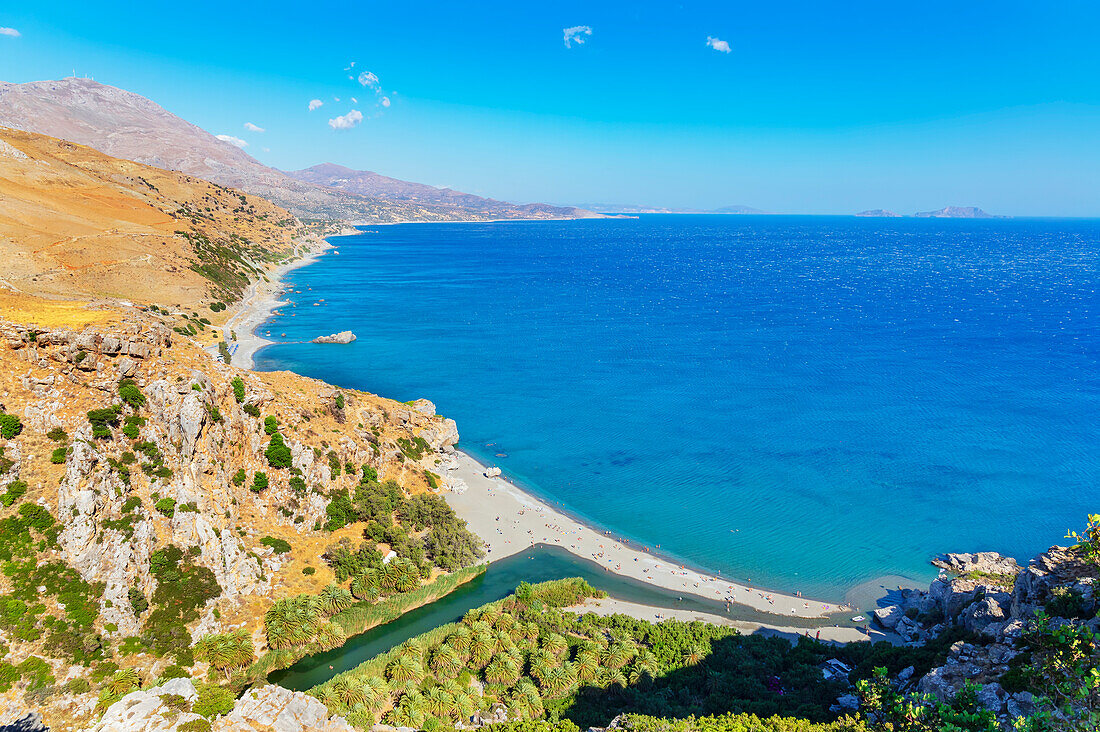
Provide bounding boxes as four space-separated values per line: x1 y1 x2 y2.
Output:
222 684 354 731
872 604 903 630
932 552 1020 577
311 331 356 344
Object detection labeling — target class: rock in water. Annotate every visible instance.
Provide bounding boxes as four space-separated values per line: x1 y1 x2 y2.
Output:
311 330 356 344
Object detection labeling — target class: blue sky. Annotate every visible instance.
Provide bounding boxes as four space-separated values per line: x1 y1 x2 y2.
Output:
2 1 1100 215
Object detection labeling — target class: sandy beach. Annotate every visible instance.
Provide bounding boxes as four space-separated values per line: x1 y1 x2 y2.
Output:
443 451 852 620
219 236 333 369
568 597 890 645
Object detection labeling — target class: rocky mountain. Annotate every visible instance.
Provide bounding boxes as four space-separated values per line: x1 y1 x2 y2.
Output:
855 209 901 217
0 78 593 224
913 206 997 218
289 163 596 221
711 204 765 215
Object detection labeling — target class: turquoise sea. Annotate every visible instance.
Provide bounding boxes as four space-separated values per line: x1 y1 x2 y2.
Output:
254 215 1099 600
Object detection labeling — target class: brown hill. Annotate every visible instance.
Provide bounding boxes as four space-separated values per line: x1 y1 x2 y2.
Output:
0 126 306 313
0 78 596 223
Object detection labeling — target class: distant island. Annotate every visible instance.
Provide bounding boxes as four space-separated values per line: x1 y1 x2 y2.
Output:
855 209 901 217
856 205 1001 219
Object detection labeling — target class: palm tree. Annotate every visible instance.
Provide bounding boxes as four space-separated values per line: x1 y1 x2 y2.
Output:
195 629 255 680
527 648 553 682
509 678 543 720
479 607 502 626
424 687 454 719
603 642 631 670
494 612 516 633
312 621 347 652
485 656 520 686
352 571 381 602
333 677 366 709
453 691 475 720
313 685 337 708
522 621 540 643
318 584 354 616
361 675 389 711
387 654 424 684
265 594 320 649
462 609 481 626
107 668 140 696
447 626 471 654
430 644 463 679
542 633 568 657
470 632 495 669
602 668 627 689
683 645 705 667
575 650 599 683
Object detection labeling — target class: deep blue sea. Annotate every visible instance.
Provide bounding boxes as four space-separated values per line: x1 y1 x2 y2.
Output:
254 215 1099 599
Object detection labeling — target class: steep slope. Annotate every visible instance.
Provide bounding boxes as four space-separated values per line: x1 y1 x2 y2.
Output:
290 163 598 220
0 127 308 311
0 78 595 223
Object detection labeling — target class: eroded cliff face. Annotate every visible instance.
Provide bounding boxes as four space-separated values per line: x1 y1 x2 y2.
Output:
0 304 461 729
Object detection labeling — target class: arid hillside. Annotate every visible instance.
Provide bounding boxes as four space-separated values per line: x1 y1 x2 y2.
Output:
0 127 313 315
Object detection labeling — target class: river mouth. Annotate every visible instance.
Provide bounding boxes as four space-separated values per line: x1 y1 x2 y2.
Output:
270 544 854 690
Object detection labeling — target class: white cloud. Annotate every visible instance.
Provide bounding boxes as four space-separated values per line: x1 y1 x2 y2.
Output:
563 25 592 48
357 70 380 89
351 96 358 104
344 61 356 70
0 27 19 38
308 99 323 111
380 96 391 108
243 122 265 132
334 96 341 102
328 110 363 130
706 36 731 53
215 134 248 148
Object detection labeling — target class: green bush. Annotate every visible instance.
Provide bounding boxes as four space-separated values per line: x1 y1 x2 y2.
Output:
265 433 293 468
1 480 27 507
231 376 245 403
0 413 23 439
261 536 292 554
289 476 307 494
180 719 213 732
46 427 68 442
155 498 177 517
251 472 269 493
243 403 260 418
232 469 247 486
50 447 68 465
87 406 121 439
264 416 278 435
118 379 146 409
193 682 235 717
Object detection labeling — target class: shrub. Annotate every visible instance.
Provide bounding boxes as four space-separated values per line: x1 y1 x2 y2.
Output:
302 566 316 576
289 476 307 494
155 498 177 517
335 393 345 409
46 427 67 442
118 379 146 409
264 416 278 435
261 536 292 554
243 403 260 418
50 447 68 465
193 682 235 718
87 406 121 439
251 472 269 493
232 469 247 486
122 415 145 440
1 480 27 508
180 720 213 732
206 403 223 423
0 413 23 439
265 433 293 468
1066 513 1100 567
231 376 245 403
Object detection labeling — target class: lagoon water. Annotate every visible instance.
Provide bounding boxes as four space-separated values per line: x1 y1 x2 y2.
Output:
255 215 1099 599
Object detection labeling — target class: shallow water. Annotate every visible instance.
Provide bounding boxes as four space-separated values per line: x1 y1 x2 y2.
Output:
255 215 1100 598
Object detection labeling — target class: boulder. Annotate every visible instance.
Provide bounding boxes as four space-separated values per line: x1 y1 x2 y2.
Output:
311 331 356 344
872 604 903 630
932 551 1020 577
484 467 502 478
224 684 354 731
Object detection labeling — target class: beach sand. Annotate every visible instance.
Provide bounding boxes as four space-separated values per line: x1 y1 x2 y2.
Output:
443 451 851 620
219 237 332 369
568 597 890 644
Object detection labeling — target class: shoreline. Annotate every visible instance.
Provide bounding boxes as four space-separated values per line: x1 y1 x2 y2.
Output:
442 450 852 620
220 235 336 369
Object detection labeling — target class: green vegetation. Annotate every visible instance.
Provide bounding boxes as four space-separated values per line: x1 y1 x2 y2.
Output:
87 405 121 438
264 415 278 435
195 629 255 680
193 681 236 717
118 378 146 409
335 393 345 410
243 403 260 418
1066 513 1100 567
50 446 68 464
266 432 293 468
0 480 27 507
155 497 177 517
261 536 292 554
46 427 68 442
232 468 247 486
231 376 245 402
122 415 145 440
251 471 269 493
396 436 431 461
0 412 23 439
145 545 222 665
